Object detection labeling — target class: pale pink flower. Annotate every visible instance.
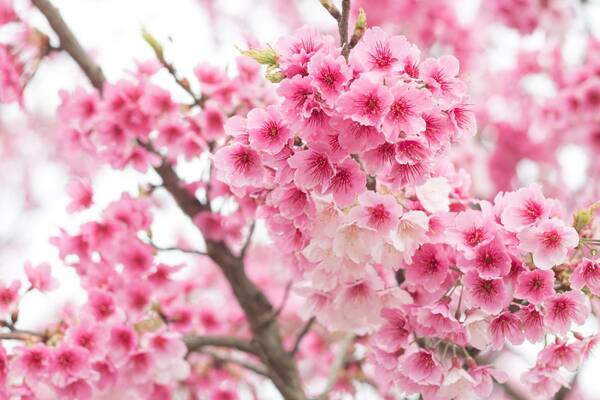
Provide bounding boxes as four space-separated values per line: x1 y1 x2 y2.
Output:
373 308 410 352
518 218 579 269
213 143 264 187
350 27 412 73
347 192 402 235
324 158 366 207
307 51 349 104
470 364 508 398
288 144 334 191
437 362 476 399
395 138 431 165
332 272 384 332
500 184 558 232
86 289 117 322
448 209 495 256
336 76 393 127
382 84 431 141
247 105 292 154
415 177 451 213
518 304 545 342
270 184 314 219
362 142 396 174
24 262 58 292
118 239 153 275
543 291 590 336
201 101 226 140
66 179 94 213
464 271 509 315
419 55 465 107
391 210 429 263
400 350 443 386
448 102 477 139
66 322 109 358
489 312 524 349
521 367 566 399
514 269 555 304
571 258 600 295
405 244 449 292
332 223 375 263
538 340 583 371
0 0 17 26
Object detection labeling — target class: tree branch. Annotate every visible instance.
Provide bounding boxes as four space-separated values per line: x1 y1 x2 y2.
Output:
184 335 257 355
201 349 269 377
291 317 315 356
319 0 352 58
31 2 306 399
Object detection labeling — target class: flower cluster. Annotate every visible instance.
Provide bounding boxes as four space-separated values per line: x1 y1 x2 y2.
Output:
213 26 599 399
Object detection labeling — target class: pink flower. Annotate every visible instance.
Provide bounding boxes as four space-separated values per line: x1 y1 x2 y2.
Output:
270 185 314 219
51 344 90 387
571 258 600 295
335 118 385 153
288 145 334 191
213 143 264 188
382 84 431 141
373 308 410 352
247 105 292 154
521 367 566 399
461 237 511 278
518 218 579 269
201 101 226 140
464 271 509 315
500 184 558 232
514 269 555 304
347 192 402 235
307 51 349 104
118 239 153 275
489 312 524 349
324 158 366 207
405 244 449 292
276 26 332 77
419 55 465 107
400 350 443 386
86 289 117 322
0 280 20 317
0 0 18 26
66 179 94 213
543 291 590 336
24 262 58 292
13 344 51 380
518 304 545 342
470 364 508 398
350 27 412 73
109 325 138 365
538 340 583 371
67 322 109 357
336 76 393 127
449 210 495 259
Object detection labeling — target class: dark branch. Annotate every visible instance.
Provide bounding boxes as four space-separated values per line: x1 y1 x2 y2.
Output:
201 349 269 377
291 317 315 355
184 335 257 355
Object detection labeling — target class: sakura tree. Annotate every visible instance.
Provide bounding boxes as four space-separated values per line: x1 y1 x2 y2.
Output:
1 0 600 399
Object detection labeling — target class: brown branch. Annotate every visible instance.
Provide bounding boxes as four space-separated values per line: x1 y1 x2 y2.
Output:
153 244 208 257
239 221 256 260
184 335 257 355
291 317 316 356
0 332 40 341
31 2 306 399
201 349 269 377
319 0 352 58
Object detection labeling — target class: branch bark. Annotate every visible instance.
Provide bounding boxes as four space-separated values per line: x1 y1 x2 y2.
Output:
184 335 258 355
31 2 306 398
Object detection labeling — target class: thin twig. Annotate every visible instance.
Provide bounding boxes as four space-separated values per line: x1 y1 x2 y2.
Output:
291 317 316 355
184 335 257 355
339 0 351 58
257 280 293 332
318 333 355 399
152 244 208 257
239 222 256 260
201 349 269 377
0 332 40 341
